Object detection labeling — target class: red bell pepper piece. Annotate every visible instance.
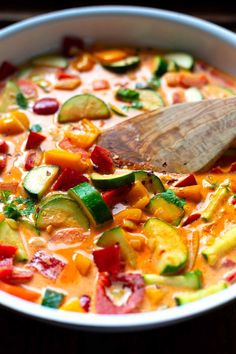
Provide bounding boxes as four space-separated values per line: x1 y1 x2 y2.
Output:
18 79 38 98
93 245 121 273
79 294 91 312
0 141 8 154
57 70 78 80
29 250 66 280
91 145 114 174
0 258 13 280
221 257 236 268
0 154 7 170
0 61 17 81
182 213 201 226
0 244 17 259
102 185 131 207
53 168 88 191
62 36 84 57
224 269 236 283
6 268 33 284
25 151 37 171
210 166 224 174
174 174 197 187
93 80 110 91
25 131 46 150
96 272 145 314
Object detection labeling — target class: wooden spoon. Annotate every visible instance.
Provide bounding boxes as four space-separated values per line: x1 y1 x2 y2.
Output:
98 96 236 173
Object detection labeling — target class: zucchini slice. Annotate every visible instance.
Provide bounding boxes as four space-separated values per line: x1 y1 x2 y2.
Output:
152 56 168 76
146 190 185 226
23 165 60 199
42 288 65 308
103 56 140 73
138 89 164 110
165 52 194 70
58 94 110 123
185 87 203 102
0 81 20 113
68 182 113 226
97 226 136 267
144 218 187 274
0 220 28 261
39 193 70 208
31 55 68 69
91 171 135 190
109 103 127 117
134 171 165 195
175 281 228 306
144 269 202 289
36 197 89 230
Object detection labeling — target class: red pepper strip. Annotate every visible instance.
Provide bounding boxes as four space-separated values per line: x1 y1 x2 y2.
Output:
174 174 197 187
6 268 33 285
79 295 91 312
224 269 236 284
17 79 38 98
0 244 17 259
29 250 66 280
59 137 90 158
93 245 121 273
0 141 8 154
0 258 13 280
0 61 17 81
62 36 84 57
91 145 114 174
102 185 131 207
0 154 7 169
182 213 201 227
53 168 88 191
0 281 40 302
25 131 46 150
57 70 78 80
96 272 145 314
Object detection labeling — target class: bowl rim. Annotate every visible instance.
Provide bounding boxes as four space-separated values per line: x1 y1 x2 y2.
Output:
0 5 236 331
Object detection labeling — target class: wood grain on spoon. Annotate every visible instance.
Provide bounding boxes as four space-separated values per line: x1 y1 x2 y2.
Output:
99 96 236 173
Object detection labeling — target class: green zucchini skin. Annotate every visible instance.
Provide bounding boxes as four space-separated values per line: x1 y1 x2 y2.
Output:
144 218 187 274
134 171 165 195
31 54 68 69
36 197 89 231
175 281 228 306
97 226 136 267
0 81 20 113
144 270 202 289
153 56 168 76
23 165 60 200
39 193 71 208
58 94 110 123
164 52 194 70
91 172 135 190
0 220 28 261
69 182 113 226
41 288 65 308
138 89 164 110
103 56 140 73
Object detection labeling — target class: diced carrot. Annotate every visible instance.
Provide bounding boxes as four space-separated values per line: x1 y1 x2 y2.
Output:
127 181 150 209
93 80 110 91
114 208 143 225
64 119 101 149
72 53 95 72
94 49 128 64
0 281 40 302
179 72 208 88
173 185 202 203
0 181 18 193
44 149 91 172
231 180 236 193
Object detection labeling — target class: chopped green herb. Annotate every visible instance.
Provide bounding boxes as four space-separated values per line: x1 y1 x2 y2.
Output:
158 189 186 208
30 124 42 132
0 190 11 204
122 100 143 111
116 88 139 102
16 92 28 109
1 194 36 220
3 204 21 220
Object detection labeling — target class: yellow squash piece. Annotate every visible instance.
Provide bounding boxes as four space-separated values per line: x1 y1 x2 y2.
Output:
64 119 101 149
202 185 229 222
60 297 85 312
127 181 150 209
0 111 29 135
74 252 92 276
44 149 91 173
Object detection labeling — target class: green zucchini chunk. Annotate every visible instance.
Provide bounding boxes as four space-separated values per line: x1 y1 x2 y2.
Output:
23 165 59 199
0 220 28 261
144 218 187 274
91 171 135 190
68 182 113 226
31 54 68 69
58 94 110 123
144 270 202 289
97 226 136 267
134 170 165 195
103 56 140 73
153 56 168 76
164 52 194 70
138 89 164 110
0 81 20 113
36 197 89 231
39 193 71 208
175 281 228 306
42 288 65 308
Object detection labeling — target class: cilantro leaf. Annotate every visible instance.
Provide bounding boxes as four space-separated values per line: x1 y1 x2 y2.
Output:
16 92 28 109
30 124 42 133
116 88 140 102
158 189 186 208
3 204 21 220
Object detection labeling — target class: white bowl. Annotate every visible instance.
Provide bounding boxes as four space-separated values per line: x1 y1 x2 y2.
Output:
0 6 236 331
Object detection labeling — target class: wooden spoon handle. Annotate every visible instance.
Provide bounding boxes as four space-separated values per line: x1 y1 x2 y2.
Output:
99 96 236 173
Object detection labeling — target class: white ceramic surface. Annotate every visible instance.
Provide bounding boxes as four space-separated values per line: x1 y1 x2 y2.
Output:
0 6 236 331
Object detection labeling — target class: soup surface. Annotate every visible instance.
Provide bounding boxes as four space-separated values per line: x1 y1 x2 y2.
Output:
0 38 236 314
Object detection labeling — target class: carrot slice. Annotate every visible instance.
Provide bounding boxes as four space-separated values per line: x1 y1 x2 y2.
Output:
0 281 40 302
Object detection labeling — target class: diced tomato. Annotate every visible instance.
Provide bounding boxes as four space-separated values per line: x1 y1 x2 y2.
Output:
182 213 201 226
91 145 114 174
0 154 7 170
232 198 236 205
221 257 236 267
224 269 236 283
93 245 121 273
17 79 38 98
79 294 91 312
0 244 17 259
230 162 236 172
0 141 8 154
25 131 46 150
92 80 110 91
59 137 90 158
0 61 17 81
24 150 42 171
179 73 208 88
29 250 66 280
6 268 33 284
172 90 185 104
96 272 145 314
49 228 86 245
62 36 84 57
102 185 131 207
33 98 59 115
53 168 88 191
57 70 78 80
174 174 197 187
0 258 13 280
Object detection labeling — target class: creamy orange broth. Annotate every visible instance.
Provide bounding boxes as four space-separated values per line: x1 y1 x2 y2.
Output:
0 43 236 314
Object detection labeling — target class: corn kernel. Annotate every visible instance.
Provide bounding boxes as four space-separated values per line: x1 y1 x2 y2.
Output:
60 297 85 312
